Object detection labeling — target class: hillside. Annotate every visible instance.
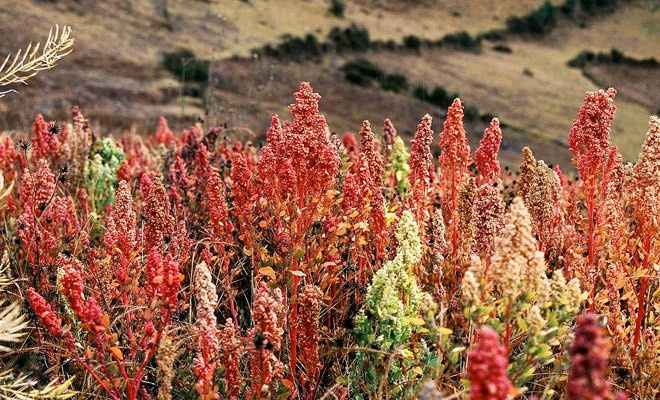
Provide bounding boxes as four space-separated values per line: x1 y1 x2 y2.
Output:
0 0 657 166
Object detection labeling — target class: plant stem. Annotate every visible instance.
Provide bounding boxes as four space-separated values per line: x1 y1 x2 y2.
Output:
631 235 651 359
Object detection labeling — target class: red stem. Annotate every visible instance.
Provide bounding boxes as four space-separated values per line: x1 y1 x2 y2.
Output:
74 353 121 400
483 256 491 281
65 335 121 400
631 235 652 359
451 166 458 275
586 181 596 312
290 273 299 387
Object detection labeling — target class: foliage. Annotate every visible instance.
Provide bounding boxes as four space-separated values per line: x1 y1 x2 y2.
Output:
403 35 422 52
413 85 459 110
436 31 482 52
83 137 124 212
507 1 558 35
352 211 427 399
329 0 345 18
0 178 75 399
342 59 385 86
568 48 658 69
380 73 408 93
0 82 657 400
161 49 209 83
328 24 371 53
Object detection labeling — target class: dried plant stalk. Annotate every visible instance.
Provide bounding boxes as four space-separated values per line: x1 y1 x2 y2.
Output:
0 25 74 97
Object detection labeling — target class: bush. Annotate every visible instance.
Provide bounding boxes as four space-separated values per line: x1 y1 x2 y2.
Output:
567 50 595 68
328 24 371 52
162 49 209 83
478 30 507 42
329 0 345 18
413 85 429 101
493 44 513 53
403 35 422 52
561 0 576 15
431 86 458 108
439 31 482 52
327 27 349 51
506 1 557 35
380 74 408 93
286 34 323 61
342 59 385 86
568 48 659 69
345 24 371 52
256 34 323 63
464 104 480 120
580 0 618 14
413 85 458 108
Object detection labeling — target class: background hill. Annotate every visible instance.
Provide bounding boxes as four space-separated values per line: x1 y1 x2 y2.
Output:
0 0 658 166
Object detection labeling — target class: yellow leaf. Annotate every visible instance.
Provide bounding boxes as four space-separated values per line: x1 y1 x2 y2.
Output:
405 317 425 326
437 327 453 335
108 346 123 361
289 270 306 278
259 267 276 280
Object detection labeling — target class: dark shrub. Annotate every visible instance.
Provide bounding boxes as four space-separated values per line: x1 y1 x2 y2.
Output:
478 30 507 42
609 48 624 63
506 1 557 35
329 0 345 18
464 105 480 120
413 85 457 108
380 74 408 93
403 35 422 52
493 44 512 53
345 24 371 52
413 85 430 102
328 27 349 52
439 31 482 52
342 59 385 86
278 35 307 62
567 50 595 68
328 24 370 52
580 0 617 14
162 49 209 83
561 0 576 15
430 86 458 108
568 48 659 68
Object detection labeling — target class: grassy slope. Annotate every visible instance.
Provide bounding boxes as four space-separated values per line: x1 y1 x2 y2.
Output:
0 0 657 166
366 3 659 160
218 0 566 55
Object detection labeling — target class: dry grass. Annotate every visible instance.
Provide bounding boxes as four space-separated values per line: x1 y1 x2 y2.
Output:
219 0 566 51
366 2 659 160
584 64 659 111
0 0 559 64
